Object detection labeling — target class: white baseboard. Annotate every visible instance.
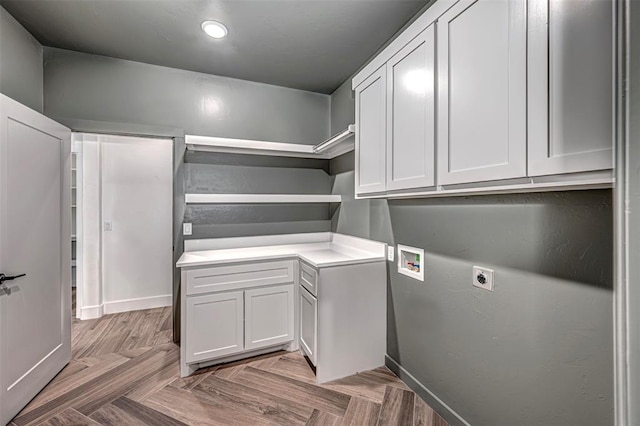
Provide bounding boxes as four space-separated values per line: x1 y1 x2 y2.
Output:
80 304 104 320
103 294 172 315
385 355 470 426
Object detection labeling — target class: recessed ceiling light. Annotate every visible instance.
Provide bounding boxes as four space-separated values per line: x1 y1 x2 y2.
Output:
201 20 228 39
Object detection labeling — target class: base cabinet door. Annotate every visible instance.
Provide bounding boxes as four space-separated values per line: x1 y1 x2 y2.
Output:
299 286 318 366
185 291 244 364
386 25 436 191
528 0 614 176
437 0 527 185
355 67 387 195
244 284 294 351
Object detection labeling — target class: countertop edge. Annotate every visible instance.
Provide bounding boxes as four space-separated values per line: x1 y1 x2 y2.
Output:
177 253 387 269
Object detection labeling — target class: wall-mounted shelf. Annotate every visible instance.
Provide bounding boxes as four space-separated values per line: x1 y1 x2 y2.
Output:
186 125 355 160
185 194 342 204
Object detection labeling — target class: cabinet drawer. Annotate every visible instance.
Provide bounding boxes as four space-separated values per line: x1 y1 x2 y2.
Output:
299 261 318 296
185 260 294 296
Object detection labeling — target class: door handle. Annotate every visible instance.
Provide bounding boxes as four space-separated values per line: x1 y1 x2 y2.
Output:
0 273 26 293
0 273 26 284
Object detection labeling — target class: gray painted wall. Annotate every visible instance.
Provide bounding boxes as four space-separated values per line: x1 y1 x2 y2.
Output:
43 47 330 144
0 6 43 112
329 58 614 426
386 193 613 426
184 151 332 240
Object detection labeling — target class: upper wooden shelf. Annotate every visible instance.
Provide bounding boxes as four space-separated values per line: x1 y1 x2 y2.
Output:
186 126 355 160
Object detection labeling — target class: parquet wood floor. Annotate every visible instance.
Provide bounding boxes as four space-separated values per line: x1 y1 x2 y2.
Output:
10 304 449 425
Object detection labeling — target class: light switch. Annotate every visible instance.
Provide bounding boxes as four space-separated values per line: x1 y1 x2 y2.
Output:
183 223 192 236
387 246 395 262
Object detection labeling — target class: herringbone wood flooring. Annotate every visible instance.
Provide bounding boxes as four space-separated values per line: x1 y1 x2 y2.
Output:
10 302 448 426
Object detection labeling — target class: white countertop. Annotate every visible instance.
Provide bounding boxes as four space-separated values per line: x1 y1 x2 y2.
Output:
176 233 386 269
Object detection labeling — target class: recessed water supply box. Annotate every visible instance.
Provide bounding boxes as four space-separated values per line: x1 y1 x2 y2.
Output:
397 244 424 281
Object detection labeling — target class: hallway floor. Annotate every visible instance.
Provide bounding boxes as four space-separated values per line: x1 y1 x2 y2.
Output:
10 306 448 426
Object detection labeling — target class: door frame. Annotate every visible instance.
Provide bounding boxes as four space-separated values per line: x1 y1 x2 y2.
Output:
614 0 638 424
73 132 176 320
55 120 184 344
72 137 83 319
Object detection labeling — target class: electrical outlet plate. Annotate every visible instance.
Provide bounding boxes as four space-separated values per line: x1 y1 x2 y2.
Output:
183 222 192 236
473 266 494 291
387 245 395 261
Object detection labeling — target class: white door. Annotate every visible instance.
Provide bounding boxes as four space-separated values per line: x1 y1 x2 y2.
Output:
0 94 71 425
528 0 614 176
244 284 294 351
355 67 387 195
299 286 317 366
386 25 436 192
101 135 172 314
185 291 244 363
437 0 527 185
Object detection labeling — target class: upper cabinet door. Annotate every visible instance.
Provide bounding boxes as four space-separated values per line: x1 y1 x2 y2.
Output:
355 67 387 195
528 0 614 177
386 25 436 191
437 0 527 185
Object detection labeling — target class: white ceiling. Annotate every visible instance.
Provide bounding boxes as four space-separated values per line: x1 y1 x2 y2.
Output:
1 0 429 94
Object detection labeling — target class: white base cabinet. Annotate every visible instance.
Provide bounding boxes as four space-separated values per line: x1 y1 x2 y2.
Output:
298 261 387 384
180 257 387 382
181 261 296 377
177 233 388 381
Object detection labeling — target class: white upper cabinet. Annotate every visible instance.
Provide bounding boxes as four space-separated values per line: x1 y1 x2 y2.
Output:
386 25 436 191
355 67 387 195
437 0 527 185
528 0 614 177
352 0 615 198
